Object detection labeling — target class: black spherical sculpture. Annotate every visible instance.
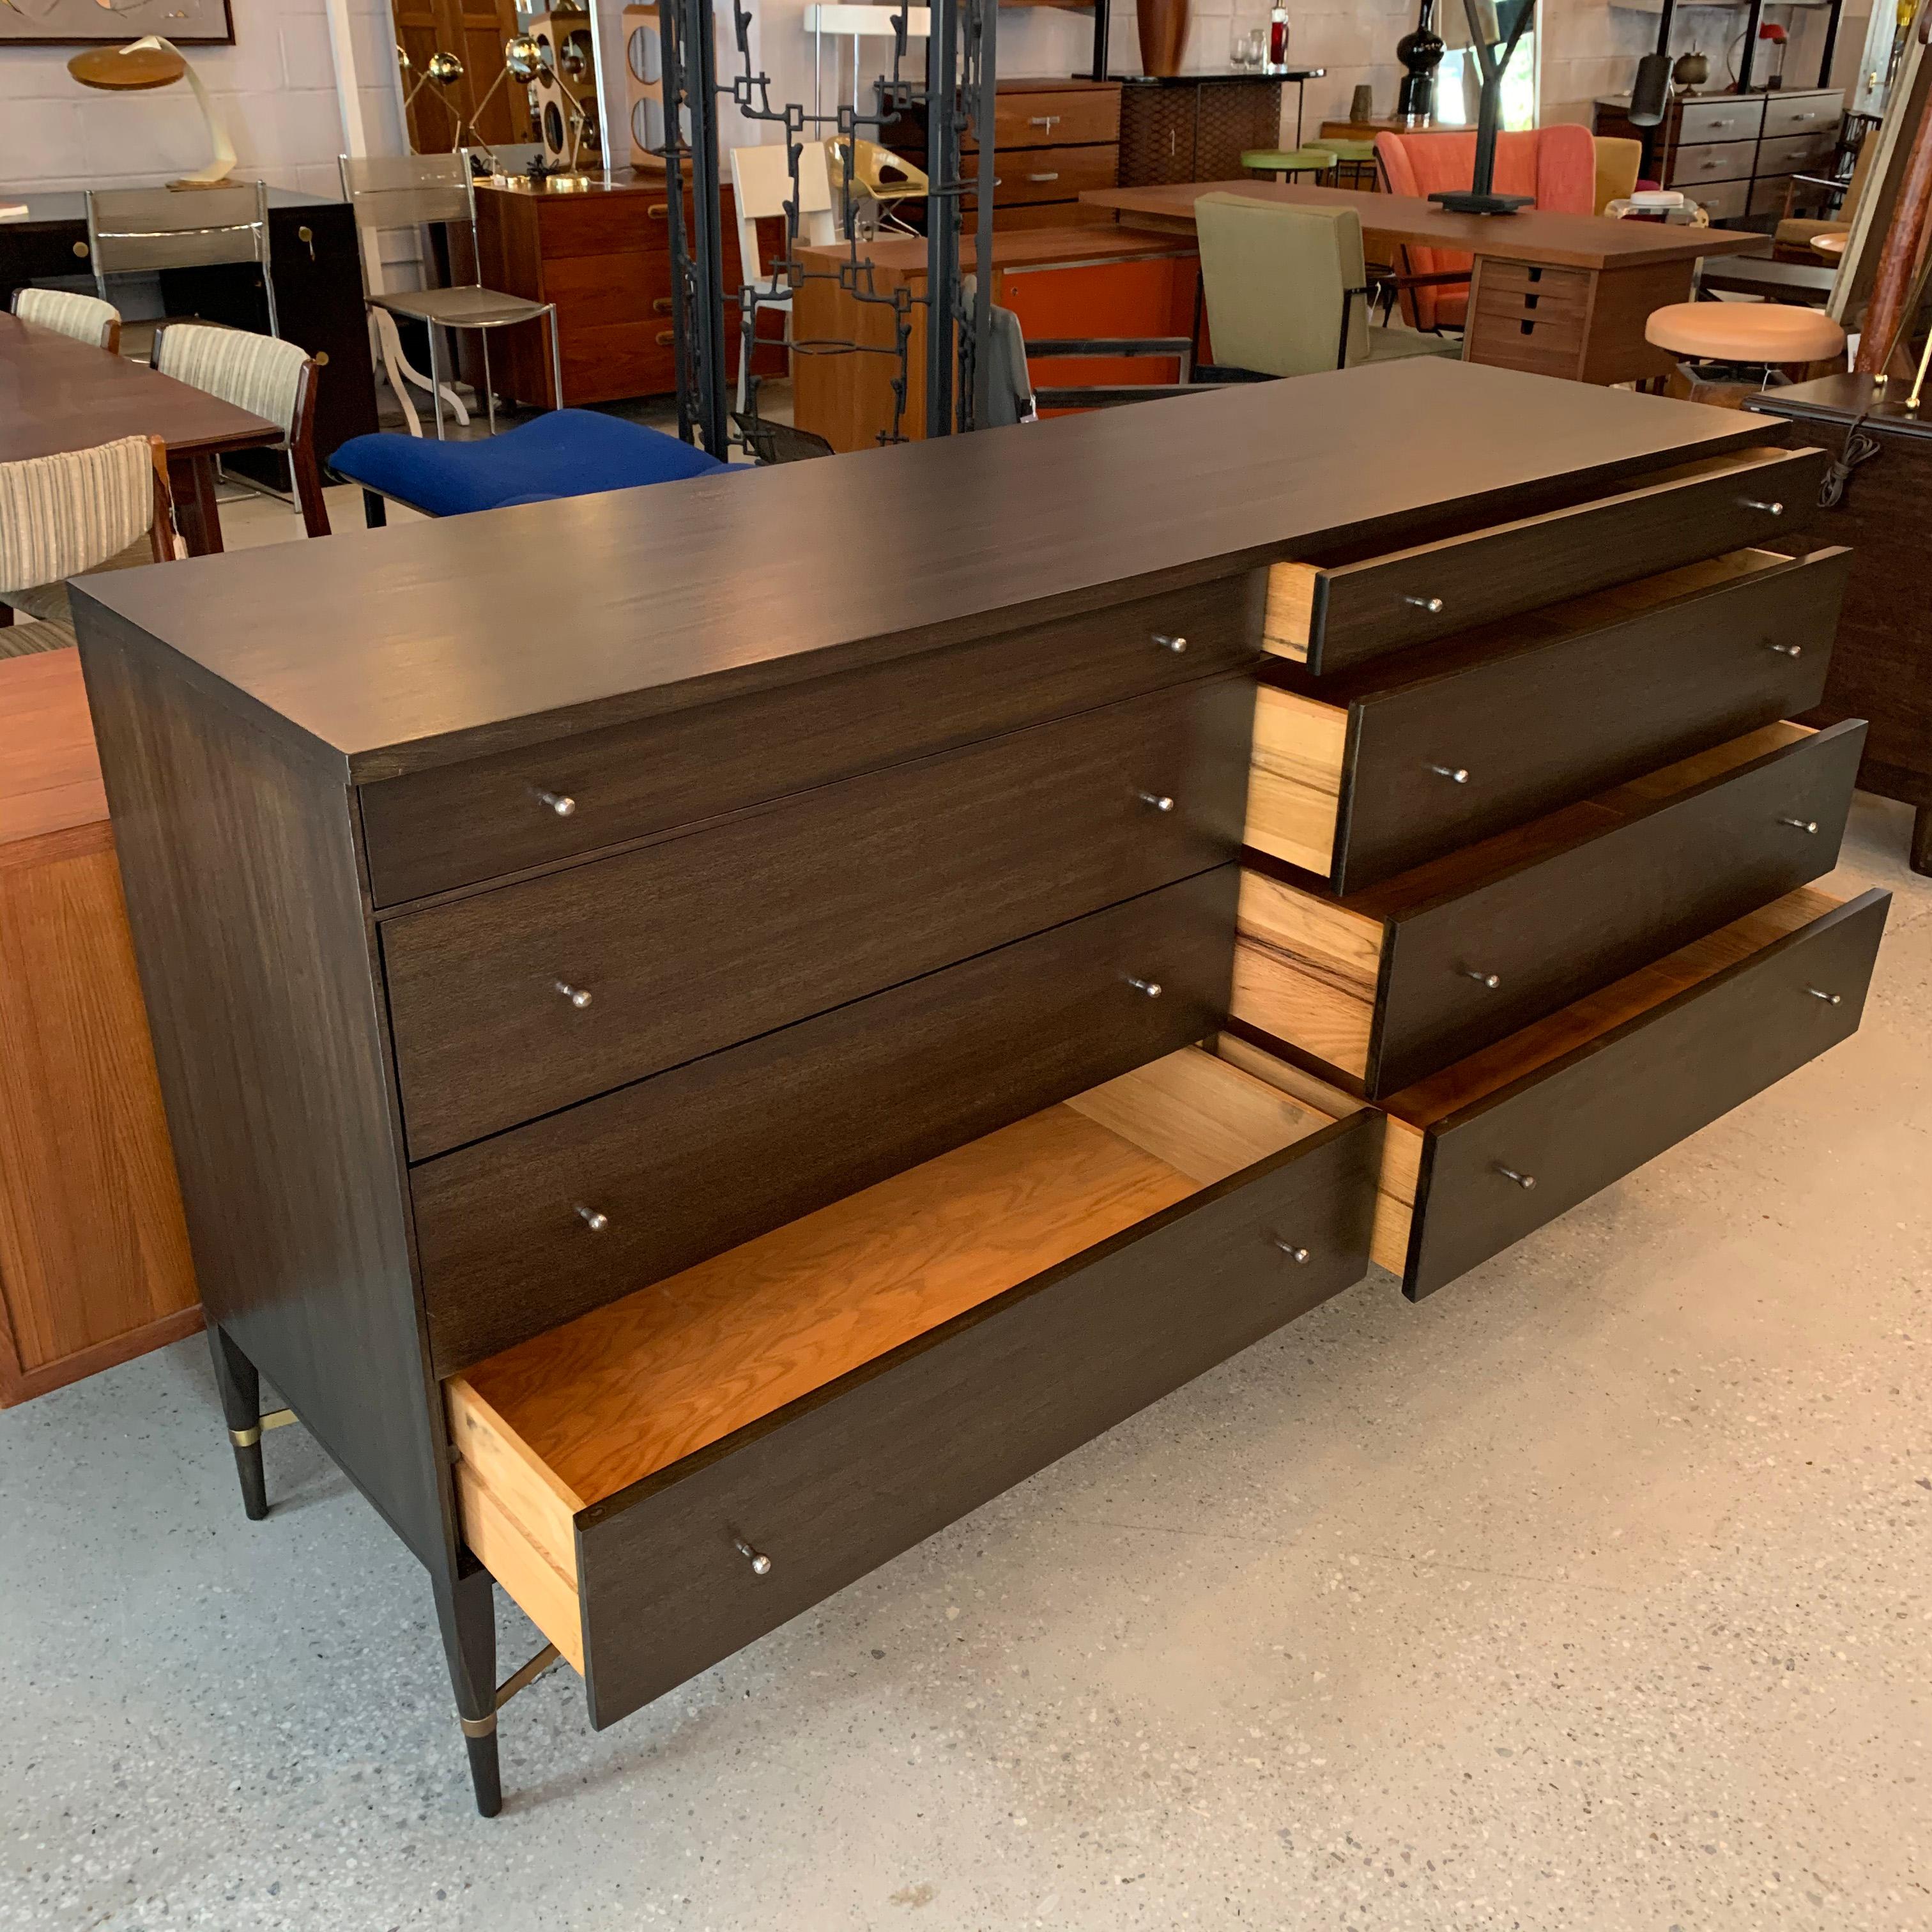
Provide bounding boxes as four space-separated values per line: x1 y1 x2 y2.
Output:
1395 0 1444 121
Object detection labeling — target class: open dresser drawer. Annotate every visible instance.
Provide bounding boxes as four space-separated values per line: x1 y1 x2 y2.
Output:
1247 545 1849 893
1263 445 1825 675
446 1048 1382 1726
1234 717 1867 1096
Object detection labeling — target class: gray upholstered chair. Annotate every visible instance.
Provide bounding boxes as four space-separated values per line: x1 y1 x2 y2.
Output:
1193 194 1464 378
0 435 177 652
10 286 122 354
152 322 329 537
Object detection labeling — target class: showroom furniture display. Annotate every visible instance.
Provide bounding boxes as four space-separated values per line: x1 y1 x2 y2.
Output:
73 358 1883 1816
1592 88 1845 226
1749 372 1932 875
1085 178 1763 385
1117 71 1325 181
0 648 198 1406
0 187 378 480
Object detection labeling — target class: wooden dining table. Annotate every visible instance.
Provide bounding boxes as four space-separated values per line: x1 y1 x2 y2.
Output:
1081 179 1768 387
0 312 280 556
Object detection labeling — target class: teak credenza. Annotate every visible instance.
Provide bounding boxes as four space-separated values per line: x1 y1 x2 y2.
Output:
71 361 1887 1814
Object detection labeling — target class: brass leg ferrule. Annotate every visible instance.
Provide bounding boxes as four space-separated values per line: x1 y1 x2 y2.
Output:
459 1712 499 1740
229 1407 296 1450
229 1423 262 1449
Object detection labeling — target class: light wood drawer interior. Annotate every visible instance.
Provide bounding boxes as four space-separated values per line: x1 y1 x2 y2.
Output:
1244 545 1842 887
447 1043 1353 1674
1261 445 1821 672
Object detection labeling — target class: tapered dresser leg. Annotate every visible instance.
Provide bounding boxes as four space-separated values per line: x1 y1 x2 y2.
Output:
436 1561 502 1817
208 1326 270 1522
1911 804 1931 878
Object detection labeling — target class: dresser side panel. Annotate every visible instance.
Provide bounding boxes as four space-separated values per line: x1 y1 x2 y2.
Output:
76 610 447 1567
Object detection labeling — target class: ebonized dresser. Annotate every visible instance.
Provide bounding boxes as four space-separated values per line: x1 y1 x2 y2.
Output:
71 360 1887 1814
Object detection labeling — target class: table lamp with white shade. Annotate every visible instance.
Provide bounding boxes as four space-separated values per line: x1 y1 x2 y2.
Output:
67 36 238 191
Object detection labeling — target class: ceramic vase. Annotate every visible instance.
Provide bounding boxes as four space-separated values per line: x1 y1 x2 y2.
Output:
1136 0 1190 79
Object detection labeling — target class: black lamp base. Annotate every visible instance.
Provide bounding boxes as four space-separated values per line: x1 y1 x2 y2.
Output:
1429 188 1533 215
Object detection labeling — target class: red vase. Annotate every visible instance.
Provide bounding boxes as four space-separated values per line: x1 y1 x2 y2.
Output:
1136 0 1190 78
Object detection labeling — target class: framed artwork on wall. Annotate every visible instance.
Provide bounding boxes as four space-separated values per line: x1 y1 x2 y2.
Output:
0 0 235 47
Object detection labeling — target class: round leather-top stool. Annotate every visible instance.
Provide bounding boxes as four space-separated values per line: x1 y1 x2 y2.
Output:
1644 300 1847 406
1242 146 1337 182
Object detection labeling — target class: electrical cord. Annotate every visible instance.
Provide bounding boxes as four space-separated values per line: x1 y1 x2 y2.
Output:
1818 409 1882 507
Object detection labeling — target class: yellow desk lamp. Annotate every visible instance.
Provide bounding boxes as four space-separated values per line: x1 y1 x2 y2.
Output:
67 36 237 190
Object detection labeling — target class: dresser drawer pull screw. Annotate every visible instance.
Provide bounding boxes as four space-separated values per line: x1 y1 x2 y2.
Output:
1428 763 1470 784
1272 1239 1311 1264
1805 986 1843 1006
1124 976 1163 998
1153 632 1188 653
1742 498 1785 516
576 1205 610 1232
1403 595 1445 613
1459 967 1501 988
1779 815 1820 834
553 980 593 1009
733 1537 773 1576
535 789 577 817
1137 790 1176 812
1765 640 1802 657
1495 1165 1537 1190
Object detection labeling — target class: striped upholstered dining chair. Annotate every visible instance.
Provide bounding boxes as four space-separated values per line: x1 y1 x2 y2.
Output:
10 286 123 353
0 435 178 656
151 321 330 538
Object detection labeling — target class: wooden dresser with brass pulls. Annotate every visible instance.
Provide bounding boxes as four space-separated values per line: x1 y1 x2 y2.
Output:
72 361 1888 1814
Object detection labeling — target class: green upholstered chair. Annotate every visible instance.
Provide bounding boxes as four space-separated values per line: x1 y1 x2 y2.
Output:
1194 193 1462 378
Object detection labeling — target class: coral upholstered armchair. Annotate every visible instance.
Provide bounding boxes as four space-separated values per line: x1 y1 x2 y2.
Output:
1373 125 1598 330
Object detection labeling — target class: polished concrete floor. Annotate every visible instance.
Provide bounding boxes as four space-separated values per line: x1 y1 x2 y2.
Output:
4 562 1929 1926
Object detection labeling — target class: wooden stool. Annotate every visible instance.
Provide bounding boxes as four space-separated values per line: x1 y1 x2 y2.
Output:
1644 300 1846 408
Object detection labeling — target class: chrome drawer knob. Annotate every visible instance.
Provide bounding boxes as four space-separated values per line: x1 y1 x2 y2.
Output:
1765 640 1803 657
1137 790 1176 813
1153 632 1188 654
553 979 593 1009
535 789 577 817
1494 1165 1537 1190
1742 498 1785 517
1403 594 1445 613
1805 986 1843 1006
576 1205 610 1232
1428 763 1470 784
1273 1238 1310 1264
1125 976 1163 998
733 1537 772 1577
1779 815 1821 834
1459 967 1501 988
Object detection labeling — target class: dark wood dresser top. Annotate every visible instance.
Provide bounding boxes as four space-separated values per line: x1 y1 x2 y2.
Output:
75 361 1782 781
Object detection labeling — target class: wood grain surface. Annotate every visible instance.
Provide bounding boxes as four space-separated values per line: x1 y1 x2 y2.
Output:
72 360 1784 778
1245 685 1346 877
0 650 107 848
1230 870 1383 1078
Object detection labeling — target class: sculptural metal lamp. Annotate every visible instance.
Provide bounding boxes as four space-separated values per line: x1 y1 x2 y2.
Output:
1429 0 1535 216
68 36 238 191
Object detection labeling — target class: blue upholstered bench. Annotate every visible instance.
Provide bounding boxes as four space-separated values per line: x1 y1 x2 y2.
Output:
330 408 737 523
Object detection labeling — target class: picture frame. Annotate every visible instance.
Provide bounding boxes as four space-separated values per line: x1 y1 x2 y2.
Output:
0 0 236 49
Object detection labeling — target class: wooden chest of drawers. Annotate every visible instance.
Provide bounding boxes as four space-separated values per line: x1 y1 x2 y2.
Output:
72 360 1883 1815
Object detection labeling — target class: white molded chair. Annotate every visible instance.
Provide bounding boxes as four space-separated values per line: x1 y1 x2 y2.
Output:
728 141 838 413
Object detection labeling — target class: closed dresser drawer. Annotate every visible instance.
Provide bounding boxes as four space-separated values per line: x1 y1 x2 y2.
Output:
1758 131 1836 176
1678 96 1765 145
1263 446 1825 674
361 573 1262 905
413 868 1241 1374
1672 140 1757 185
1233 718 1867 1096
967 89 1121 151
539 192 675 257
1376 885 1887 1297
446 1045 1379 1720
1749 175 1804 219
1246 545 1848 893
1762 91 1842 141
1687 180 1750 222
385 677 1252 1156
969 145 1121 210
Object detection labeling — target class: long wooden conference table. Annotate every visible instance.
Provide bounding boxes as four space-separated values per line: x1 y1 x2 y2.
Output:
1082 179 1766 387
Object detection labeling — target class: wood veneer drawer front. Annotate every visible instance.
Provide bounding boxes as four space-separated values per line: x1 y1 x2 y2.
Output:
1390 889 1887 1298
970 146 1122 210
451 1092 1377 1728
360 573 1263 906
1687 180 1749 222
413 868 1240 1374
965 89 1122 151
1758 132 1836 176
1678 96 1764 144
1672 141 1758 185
1246 546 1848 894
1234 719 1867 1096
1761 91 1842 141
1264 447 1826 675
538 193 673 257
385 678 1252 1156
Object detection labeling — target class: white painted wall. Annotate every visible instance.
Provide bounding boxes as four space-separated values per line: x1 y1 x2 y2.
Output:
0 0 404 197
